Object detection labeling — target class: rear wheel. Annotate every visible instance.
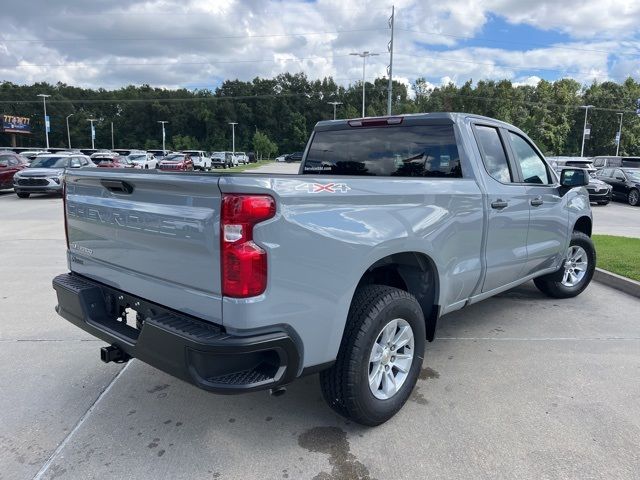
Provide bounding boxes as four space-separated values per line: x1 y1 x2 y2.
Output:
533 231 595 298
320 285 425 426
628 188 639 206
16 192 30 198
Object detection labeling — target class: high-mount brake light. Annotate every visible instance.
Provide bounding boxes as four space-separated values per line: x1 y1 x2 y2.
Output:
348 117 404 127
221 194 276 298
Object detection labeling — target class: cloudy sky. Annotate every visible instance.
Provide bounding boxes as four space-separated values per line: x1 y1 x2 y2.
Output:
0 0 638 92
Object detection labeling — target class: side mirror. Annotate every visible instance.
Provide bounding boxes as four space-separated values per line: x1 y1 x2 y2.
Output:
560 168 589 187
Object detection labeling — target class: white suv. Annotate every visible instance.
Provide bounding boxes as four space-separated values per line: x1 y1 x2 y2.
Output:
234 152 248 165
181 150 211 171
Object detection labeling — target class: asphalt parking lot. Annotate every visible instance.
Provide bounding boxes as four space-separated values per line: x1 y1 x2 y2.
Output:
1 166 639 480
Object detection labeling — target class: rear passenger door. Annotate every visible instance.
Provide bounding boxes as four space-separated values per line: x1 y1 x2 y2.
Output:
473 124 530 293
505 131 565 273
609 169 628 199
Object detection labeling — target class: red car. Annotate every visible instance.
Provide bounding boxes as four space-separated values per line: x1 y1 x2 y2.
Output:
158 153 194 172
0 152 29 191
92 153 138 169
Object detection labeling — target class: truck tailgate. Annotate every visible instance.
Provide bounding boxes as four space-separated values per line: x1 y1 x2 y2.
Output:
64 169 223 324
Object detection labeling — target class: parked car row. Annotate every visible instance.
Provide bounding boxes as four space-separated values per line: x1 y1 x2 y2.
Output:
549 155 640 206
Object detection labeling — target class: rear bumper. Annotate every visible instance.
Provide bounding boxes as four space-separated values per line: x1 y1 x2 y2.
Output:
52 273 300 393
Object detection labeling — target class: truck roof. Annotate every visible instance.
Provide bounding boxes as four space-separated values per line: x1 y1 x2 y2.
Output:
314 112 514 131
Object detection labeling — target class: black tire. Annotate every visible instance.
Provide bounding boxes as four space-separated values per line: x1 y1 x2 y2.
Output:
533 231 595 299
597 201 609 205
16 192 30 198
628 188 639 206
319 285 426 426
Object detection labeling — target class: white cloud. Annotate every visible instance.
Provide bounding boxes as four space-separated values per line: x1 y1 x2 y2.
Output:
0 0 637 90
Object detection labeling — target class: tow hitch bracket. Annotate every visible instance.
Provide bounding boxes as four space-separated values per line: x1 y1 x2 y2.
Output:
100 345 131 364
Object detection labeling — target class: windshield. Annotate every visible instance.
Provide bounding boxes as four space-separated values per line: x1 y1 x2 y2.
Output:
303 125 462 177
128 154 146 161
164 154 184 161
29 157 69 168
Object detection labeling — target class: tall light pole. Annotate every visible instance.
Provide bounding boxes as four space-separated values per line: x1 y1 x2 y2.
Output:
111 121 115 150
229 122 238 157
37 94 51 149
579 105 594 157
65 114 74 149
327 101 343 120
87 118 97 150
615 112 623 156
386 5 395 116
158 121 168 152
350 51 379 117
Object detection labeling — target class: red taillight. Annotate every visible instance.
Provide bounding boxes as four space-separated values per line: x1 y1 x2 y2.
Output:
62 178 69 249
221 194 276 298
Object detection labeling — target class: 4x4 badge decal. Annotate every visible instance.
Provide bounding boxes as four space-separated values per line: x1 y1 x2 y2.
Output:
296 182 351 193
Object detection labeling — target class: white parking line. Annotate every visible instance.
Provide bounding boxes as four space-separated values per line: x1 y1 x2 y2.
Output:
32 361 132 480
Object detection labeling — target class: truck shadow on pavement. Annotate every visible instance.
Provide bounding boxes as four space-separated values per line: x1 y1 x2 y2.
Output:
45 280 595 479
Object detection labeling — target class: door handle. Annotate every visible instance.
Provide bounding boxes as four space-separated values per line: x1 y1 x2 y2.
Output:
530 197 544 207
101 179 134 194
491 199 508 210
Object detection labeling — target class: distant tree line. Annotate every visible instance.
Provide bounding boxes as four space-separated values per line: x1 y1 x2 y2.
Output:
1 74 639 156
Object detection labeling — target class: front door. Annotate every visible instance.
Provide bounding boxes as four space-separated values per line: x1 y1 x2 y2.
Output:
473 124 530 293
505 130 566 274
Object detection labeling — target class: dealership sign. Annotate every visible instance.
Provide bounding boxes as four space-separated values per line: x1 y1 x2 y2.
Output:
1 114 31 134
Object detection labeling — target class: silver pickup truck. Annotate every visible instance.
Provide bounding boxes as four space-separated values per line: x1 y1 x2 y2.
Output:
53 113 594 425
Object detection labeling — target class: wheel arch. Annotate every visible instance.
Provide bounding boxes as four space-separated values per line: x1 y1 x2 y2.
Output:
354 251 441 341
573 216 592 237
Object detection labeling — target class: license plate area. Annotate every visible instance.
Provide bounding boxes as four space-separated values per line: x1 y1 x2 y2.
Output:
88 290 160 344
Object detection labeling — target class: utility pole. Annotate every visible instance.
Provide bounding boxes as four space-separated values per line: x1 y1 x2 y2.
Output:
158 121 168 152
615 112 623 156
87 118 97 150
579 105 594 157
37 94 51 149
387 5 395 116
327 101 343 120
65 114 74 149
350 51 379 117
111 121 115 150
229 122 238 157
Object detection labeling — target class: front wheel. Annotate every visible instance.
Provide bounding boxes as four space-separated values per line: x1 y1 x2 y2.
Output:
16 192 30 198
534 231 595 299
320 285 425 426
628 189 639 206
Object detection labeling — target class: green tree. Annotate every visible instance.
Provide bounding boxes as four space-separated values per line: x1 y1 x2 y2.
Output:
253 131 278 160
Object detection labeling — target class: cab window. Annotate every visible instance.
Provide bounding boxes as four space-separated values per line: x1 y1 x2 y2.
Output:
508 132 551 184
474 125 512 183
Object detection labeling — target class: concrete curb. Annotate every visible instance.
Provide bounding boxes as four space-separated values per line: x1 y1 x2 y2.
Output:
593 268 640 299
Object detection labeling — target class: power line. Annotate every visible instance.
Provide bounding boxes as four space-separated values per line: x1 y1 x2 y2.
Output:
0 84 399 105
0 52 386 68
420 91 638 114
0 27 389 44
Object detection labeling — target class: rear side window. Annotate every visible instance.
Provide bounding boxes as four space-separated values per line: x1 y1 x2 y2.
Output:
474 125 512 183
593 158 605 167
303 125 462 177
